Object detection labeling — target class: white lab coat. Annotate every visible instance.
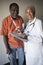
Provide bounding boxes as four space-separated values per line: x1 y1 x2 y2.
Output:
24 17 43 65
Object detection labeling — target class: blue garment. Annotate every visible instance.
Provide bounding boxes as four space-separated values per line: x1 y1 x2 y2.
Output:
8 46 24 65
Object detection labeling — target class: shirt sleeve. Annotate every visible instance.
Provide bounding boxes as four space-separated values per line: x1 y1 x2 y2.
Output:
1 18 8 36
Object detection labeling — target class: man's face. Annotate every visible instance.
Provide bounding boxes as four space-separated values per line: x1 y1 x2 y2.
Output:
10 6 18 19
25 8 33 20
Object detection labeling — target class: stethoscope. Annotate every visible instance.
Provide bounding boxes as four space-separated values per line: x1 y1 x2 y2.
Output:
25 20 36 36
28 22 35 32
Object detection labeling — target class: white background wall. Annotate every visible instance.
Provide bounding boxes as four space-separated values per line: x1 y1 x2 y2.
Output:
0 0 43 65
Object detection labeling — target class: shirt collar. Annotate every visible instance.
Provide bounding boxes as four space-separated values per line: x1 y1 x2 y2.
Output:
29 17 36 25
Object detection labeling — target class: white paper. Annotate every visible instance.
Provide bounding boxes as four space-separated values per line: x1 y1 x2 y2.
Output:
10 32 28 42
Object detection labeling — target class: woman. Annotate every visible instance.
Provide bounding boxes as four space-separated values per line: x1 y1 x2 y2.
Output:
20 6 43 65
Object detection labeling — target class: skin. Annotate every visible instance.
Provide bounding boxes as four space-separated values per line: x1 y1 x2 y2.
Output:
20 8 35 38
25 8 34 22
3 5 19 54
10 6 19 19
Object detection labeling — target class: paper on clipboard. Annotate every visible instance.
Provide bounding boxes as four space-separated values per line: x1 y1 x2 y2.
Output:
10 32 28 42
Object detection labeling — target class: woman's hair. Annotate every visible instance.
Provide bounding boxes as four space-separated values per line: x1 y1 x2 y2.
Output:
26 6 35 17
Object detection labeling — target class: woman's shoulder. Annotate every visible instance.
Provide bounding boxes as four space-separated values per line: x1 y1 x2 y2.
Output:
36 17 42 22
35 17 42 28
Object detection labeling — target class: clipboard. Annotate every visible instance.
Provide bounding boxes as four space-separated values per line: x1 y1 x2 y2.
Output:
10 32 28 42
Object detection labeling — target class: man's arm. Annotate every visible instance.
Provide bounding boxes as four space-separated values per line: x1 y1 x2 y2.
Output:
3 36 11 54
1 18 11 54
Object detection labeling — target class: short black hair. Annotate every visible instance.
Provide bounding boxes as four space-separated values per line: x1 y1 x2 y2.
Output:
9 3 19 14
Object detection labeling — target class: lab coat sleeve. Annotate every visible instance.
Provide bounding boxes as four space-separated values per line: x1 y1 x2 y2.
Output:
24 28 29 36
37 20 43 38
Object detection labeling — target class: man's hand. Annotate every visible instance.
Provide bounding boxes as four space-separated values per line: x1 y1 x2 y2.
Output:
3 36 12 54
6 48 11 54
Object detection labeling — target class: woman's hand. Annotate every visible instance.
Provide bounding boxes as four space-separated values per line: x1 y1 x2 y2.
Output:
20 33 27 39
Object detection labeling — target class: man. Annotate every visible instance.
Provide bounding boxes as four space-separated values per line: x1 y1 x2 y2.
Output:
1 3 24 65
20 6 43 65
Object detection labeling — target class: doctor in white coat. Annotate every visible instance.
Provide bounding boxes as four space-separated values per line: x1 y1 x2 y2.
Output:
20 6 43 65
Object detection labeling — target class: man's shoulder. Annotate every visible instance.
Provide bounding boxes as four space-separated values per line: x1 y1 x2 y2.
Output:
2 15 11 23
18 15 24 23
18 15 23 20
3 15 10 20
